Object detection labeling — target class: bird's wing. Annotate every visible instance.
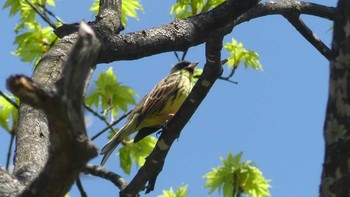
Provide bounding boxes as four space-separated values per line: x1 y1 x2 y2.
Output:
134 73 180 127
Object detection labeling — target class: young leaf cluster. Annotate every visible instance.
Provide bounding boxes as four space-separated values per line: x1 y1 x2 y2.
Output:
158 185 189 197
85 67 136 119
224 38 263 71
90 0 143 26
3 0 58 65
119 136 157 174
203 152 271 197
170 0 225 19
0 95 19 133
13 23 57 64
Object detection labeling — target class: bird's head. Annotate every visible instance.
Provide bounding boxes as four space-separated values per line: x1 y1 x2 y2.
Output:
171 61 199 74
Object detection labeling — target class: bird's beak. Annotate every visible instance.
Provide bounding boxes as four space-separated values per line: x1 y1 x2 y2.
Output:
188 62 199 70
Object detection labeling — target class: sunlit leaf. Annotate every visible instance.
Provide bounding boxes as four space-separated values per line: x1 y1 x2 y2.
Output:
203 152 271 197
158 184 189 197
118 136 156 174
13 23 58 64
85 67 136 119
170 0 225 19
0 94 19 133
90 0 143 26
224 38 263 71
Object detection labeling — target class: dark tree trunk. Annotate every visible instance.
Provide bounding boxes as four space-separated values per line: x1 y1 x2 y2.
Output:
320 0 350 196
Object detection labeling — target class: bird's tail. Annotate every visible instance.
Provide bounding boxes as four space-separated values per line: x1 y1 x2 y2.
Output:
100 130 124 166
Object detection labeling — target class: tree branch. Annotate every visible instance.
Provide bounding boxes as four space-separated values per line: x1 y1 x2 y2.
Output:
283 12 334 60
83 164 128 190
0 90 19 109
39 4 64 24
91 110 132 141
76 177 88 197
118 1 258 195
120 33 225 196
320 0 350 196
235 0 335 26
7 22 100 197
24 0 57 29
54 1 334 63
0 168 24 197
93 1 334 63
6 132 15 171
83 102 110 125
11 0 123 192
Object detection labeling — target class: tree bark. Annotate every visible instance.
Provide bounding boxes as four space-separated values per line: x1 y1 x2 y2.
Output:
320 0 350 196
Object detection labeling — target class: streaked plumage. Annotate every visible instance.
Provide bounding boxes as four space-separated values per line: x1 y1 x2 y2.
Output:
100 61 198 165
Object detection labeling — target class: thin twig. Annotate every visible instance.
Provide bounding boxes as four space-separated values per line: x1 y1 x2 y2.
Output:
6 132 15 171
83 164 128 190
76 177 88 197
283 12 334 60
0 90 19 109
181 49 188 61
218 77 238 84
217 59 238 84
220 65 237 79
39 4 64 24
91 110 132 141
83 103 116 138
24 0 57 29
83 103 111 126
174 51 181 62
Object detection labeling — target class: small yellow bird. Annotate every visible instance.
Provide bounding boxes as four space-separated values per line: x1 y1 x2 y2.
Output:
100 61 198 165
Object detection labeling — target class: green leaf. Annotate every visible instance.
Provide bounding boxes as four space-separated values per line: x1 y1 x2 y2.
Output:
90 0 143 26
158 184 189 197
3 0 21 17
0 94 19 132
203 152 271 197
85 67 136 119
224 38 263 71
118 136 156 174
170 0 224 19
119 145 132 174
13 23 58 64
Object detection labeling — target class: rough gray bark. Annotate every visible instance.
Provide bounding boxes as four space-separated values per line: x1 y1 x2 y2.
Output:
1 0 123 196
320 0 350 196
7 22 100 197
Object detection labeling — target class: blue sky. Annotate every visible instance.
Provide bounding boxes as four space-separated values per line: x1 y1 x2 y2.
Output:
0 0 336 196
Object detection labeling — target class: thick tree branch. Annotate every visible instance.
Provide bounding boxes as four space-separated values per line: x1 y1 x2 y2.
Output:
320 0 350 196
94 1 334 63
54 1 334 63
7 22 100 197
283 12 334 60
97 0 259 62
235 0 335 26
83 164 128 190
11 0 123 191
96 0 123 34
0 168 24 197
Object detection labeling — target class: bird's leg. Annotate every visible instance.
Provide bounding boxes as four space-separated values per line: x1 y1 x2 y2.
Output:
156 113 175 137
163 113 175 129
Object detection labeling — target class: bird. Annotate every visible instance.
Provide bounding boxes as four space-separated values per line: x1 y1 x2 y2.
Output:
100 61 198 165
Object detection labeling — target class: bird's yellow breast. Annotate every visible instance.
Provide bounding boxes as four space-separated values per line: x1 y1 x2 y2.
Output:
139 71 193 128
